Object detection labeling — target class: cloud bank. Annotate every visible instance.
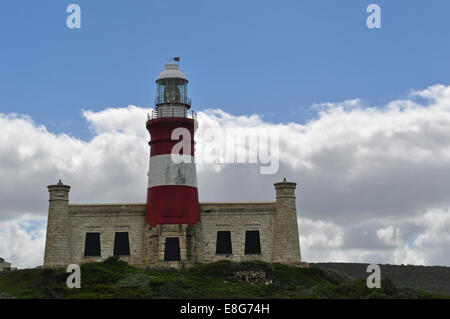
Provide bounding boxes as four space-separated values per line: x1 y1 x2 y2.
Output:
1 84 450 268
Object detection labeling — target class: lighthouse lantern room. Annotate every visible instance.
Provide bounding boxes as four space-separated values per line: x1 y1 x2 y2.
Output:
154 63 192 118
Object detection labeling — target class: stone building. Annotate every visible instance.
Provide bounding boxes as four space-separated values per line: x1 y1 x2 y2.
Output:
0 257 15 272
43 62 302 269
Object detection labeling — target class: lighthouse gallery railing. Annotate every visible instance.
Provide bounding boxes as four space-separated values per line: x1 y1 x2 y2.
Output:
147 109 197 120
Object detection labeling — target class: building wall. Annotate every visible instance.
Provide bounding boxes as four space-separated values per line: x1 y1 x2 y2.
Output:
62 202 280 267
43 180 302 268
199 202 276 263
0 261 12 272
68 204 146 267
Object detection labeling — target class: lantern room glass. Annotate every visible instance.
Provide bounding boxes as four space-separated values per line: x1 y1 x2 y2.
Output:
156 78 188 105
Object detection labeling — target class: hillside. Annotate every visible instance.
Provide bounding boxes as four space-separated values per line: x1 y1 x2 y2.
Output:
311 262 450 296
0 257 447 299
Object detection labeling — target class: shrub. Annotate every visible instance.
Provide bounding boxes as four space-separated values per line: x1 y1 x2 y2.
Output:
381 278 398 295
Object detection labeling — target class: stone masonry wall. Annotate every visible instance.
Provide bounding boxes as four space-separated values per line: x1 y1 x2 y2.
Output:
63 202 280 267
44 180 302 267
68 203 146 267
198 202 277 263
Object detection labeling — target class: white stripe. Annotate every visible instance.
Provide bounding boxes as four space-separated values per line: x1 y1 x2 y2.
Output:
148 154 197 188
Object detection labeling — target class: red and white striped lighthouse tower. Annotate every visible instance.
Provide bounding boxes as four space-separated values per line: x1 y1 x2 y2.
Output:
145 62 200 227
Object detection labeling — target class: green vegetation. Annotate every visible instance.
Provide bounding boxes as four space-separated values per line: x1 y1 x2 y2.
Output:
0 257 447 299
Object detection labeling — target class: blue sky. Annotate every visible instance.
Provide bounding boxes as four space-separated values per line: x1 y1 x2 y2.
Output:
2 1 450 268
1 0 449 140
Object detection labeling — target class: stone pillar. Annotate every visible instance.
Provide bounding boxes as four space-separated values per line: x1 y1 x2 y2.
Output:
273 178 301 264
43 180 72 267
186 222 203 264
143 225 159 267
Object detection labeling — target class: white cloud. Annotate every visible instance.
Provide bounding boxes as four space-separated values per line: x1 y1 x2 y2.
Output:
1 84 450 268
376 226 402 246
408 208 450 265
300 218 344 249
0 215 46 269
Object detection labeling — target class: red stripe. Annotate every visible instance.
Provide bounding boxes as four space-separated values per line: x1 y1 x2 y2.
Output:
147 118 196 156
145 185 200 227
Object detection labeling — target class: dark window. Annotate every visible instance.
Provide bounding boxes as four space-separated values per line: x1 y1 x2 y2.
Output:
216 231 232 255
113 232 130 256
84 232 101 256
164 237 181 261
244 231 261 255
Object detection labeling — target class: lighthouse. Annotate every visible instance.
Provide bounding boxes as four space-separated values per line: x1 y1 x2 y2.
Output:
144 62 201 263
43 61 303 269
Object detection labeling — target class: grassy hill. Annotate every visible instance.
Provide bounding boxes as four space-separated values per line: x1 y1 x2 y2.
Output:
311 262 450 296
0 257 447 299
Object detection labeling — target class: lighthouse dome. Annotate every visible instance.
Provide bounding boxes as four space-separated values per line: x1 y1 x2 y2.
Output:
156 63 188 82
